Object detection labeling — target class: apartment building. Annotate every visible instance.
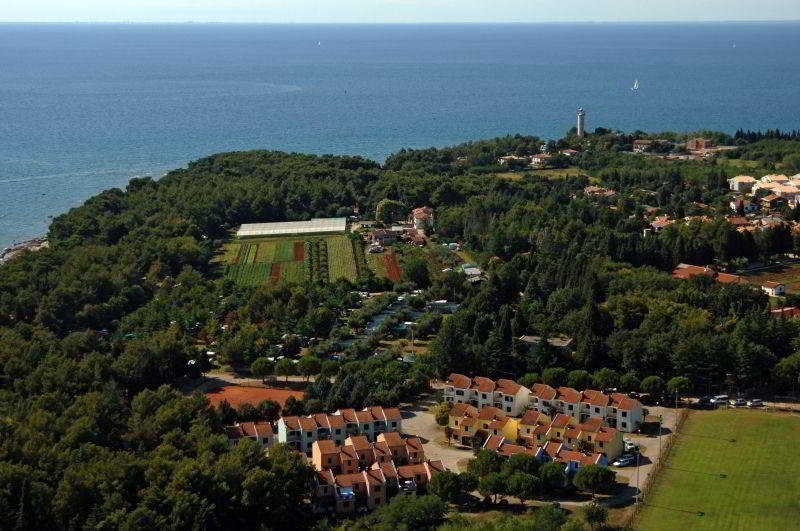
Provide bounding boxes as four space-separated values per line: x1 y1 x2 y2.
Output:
311 433 425 475
276 406 402 455
224 421 275 448
529 384 644 432
447 404 519 446
443 373 531 416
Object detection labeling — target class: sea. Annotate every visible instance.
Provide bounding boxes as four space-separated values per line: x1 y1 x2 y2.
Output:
1 22 799 248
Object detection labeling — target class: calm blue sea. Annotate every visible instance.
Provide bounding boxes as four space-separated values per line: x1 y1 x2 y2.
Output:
1 22 799 247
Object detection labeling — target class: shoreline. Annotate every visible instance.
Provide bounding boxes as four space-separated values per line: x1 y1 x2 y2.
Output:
0 237 49 265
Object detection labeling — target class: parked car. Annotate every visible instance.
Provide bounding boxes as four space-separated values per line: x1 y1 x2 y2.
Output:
696 396 713 409
747 399 764 408
729 398 747 407
710 395 729 405
623 439 640 452
612 454 637 467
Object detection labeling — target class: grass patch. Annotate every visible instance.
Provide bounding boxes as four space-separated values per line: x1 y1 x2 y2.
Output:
636 409 800 531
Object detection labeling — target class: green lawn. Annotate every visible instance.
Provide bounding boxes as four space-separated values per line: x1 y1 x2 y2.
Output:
636 409 800 531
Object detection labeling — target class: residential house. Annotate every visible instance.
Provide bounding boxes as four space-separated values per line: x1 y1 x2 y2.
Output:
443 373 532 415
483 434 544 459
562 417 624 460
686 138 715 151
530 153 552 168
225 421 275 448
772 306 800 318
762 281 786 297
411 206 434 233
671 264 745 285
374 459 447 494
633 139 654 153
760 194 786 210
498 155 530 165
277 407 401 455
368 229 397 246
728 175 757 192
447 404 518 446
529 384 644 432
314 469 388 513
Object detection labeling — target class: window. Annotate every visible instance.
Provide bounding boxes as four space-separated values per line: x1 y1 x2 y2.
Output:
599 442 604 448
588 436 592 442
568 405 573 411
335 429 341 435
363 424 369 430
306 431 312 438
622 411 628 418
622 422 627 428
506 407 511 413
594 407 600 413
482 393 487 399
390 421 396 427
505 396 512 402
456 390 464 396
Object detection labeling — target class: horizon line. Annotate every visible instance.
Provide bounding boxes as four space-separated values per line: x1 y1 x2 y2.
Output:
1 19 799 25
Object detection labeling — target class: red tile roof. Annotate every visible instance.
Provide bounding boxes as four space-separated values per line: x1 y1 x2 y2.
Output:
556 387 581 403
532 383 557 401
446 373 472 389
496 378 522 395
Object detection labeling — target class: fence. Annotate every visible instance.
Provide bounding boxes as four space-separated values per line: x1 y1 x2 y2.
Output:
624 407 690 528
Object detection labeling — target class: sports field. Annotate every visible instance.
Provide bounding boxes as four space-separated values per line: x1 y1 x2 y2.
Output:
219 234 370 286
636 409 800 530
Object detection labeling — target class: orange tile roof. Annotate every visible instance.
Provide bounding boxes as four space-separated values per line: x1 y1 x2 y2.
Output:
520 409 546 426
450 403 478 418
314 439 339 454
551 413 574 428
346 435 371 451
472 377 497 393
533 383 557 401
496 378 521 395
577 417 604 432
446 373 472 389
610 393 640 410
476 406 505 421
377 431 404 447
582 390 610 407
406 438 424 452
483 434 505 451
556 387 581 403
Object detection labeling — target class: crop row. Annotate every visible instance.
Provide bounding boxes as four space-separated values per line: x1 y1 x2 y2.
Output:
327 235 359 282
305 239 329 283
225 263 271 286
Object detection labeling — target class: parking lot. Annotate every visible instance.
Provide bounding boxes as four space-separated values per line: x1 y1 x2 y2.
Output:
611 406 678 492
401 399 474 471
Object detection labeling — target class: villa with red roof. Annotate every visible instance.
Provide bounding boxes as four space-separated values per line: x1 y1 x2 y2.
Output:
443 373 532 415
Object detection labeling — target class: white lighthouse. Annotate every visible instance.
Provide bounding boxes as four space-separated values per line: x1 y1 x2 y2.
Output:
576 108 586 137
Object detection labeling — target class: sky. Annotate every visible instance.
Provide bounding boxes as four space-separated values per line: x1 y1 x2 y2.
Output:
1 0 799 23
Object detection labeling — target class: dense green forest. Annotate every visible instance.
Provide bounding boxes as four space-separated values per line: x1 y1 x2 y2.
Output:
2 131 800 529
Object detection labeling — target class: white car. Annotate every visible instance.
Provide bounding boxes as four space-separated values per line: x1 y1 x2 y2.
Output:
747 399 764 408
623 439 639 452
612 454 637 467
729 398 747 408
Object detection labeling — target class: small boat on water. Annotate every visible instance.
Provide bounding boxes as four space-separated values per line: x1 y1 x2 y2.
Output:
631 79 640 91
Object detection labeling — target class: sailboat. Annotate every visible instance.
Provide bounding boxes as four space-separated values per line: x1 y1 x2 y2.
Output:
631 79 640 91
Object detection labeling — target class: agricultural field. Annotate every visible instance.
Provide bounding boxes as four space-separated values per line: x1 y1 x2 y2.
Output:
219 234 367 286
636 409 800 531
741 262 800 293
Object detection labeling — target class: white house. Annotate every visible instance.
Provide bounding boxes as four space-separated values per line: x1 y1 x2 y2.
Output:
277 407 402 455
529 384 644 433
728 175 756 192
762 281 786 297
443 373 531 416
